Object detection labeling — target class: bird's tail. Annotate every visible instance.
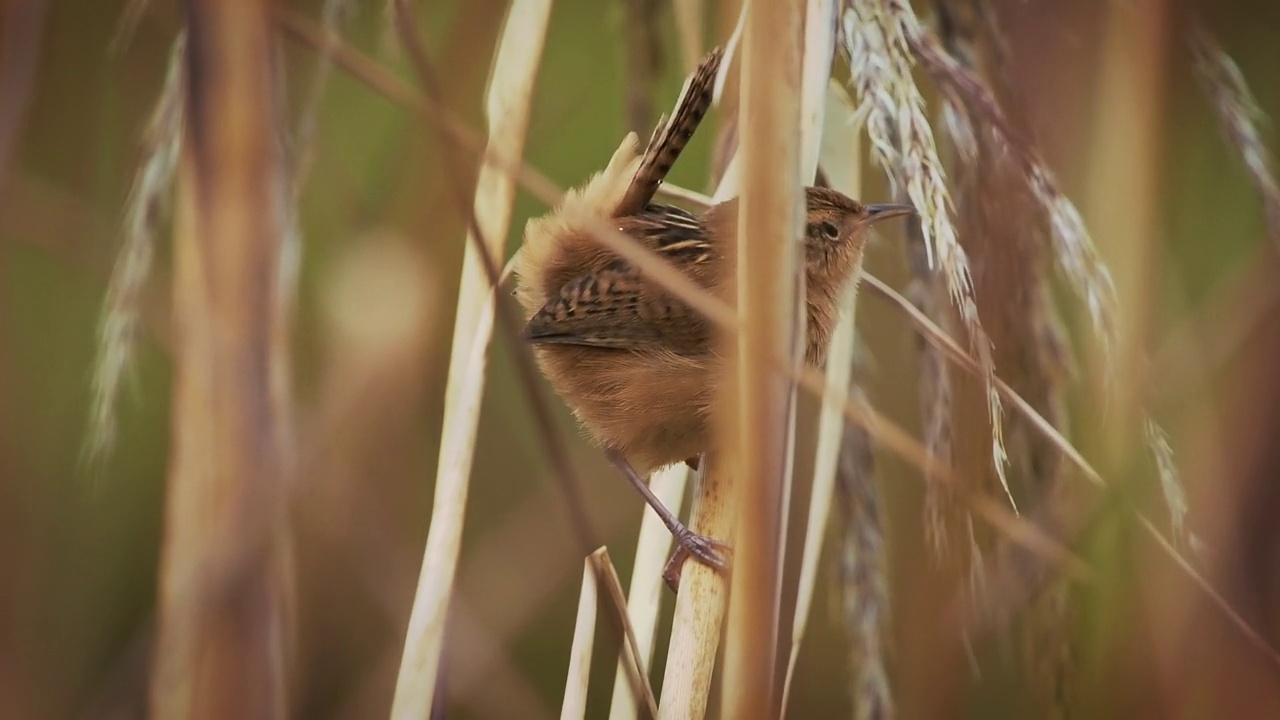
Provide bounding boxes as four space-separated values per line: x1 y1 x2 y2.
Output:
616 47 723 215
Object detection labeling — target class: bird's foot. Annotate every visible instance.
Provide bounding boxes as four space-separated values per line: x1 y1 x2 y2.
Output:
662 527 732 592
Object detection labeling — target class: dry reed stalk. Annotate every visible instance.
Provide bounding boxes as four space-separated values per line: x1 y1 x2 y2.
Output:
782 78 862 713
657 459 735 720
772 7 839 710
709 3 747 200
843 0 1013 511
562 549 605 720
836 387 892 720
1191 24 1280 252
151 1 293 716
717 0 806 714
86 34 185 470
655 182 716 209
608 466 687 720
656 18 740 719
593 549 662 719
798 0 839 179
565 546 677 717
389 0 553 716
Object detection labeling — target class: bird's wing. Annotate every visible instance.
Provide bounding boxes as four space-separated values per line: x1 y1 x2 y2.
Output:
522 206 716 354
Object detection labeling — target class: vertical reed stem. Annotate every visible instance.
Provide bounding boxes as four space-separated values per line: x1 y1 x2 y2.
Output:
722 0 805 716
391 0 553 716
152 1 292 716
657 459 737 720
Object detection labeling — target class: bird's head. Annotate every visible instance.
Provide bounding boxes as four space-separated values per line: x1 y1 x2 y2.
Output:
801 186 913 281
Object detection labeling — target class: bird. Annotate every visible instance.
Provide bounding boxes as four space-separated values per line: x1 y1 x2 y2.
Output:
511 47 912 589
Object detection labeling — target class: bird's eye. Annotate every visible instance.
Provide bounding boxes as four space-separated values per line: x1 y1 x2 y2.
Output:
819 221 840 240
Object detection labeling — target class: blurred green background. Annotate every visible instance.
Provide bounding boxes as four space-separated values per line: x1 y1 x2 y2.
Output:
2 0 1280 717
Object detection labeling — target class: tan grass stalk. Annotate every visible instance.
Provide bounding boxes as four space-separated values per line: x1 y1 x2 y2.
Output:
782 78 862 713
655 181 715 209
389 1 553 717
657 14 740 717
771 8 840 712
151 1 293 715
798 0 839 179
562 549 604 720
719 0 806 715
593 549 662 719
657 459 735 720
709 3 747 201
86 34 185 470
843 0 1013 511
608 466 687 720
1191 24 1280 251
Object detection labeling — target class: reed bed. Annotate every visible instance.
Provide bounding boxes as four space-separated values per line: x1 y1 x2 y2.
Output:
5 0 1280 718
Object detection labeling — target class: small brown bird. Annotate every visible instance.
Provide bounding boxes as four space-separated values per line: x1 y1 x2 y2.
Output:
512 49 911 587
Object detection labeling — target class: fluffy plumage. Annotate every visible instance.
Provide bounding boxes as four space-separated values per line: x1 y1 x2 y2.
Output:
512 137 909 474
509 47 911 589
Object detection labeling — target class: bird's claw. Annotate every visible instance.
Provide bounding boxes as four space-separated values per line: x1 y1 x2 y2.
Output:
662 529 732 592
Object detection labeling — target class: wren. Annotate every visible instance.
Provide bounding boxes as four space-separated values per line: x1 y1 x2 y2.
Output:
511 48 912 589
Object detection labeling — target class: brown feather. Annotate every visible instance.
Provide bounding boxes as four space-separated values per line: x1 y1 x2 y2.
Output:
616 47 723 214
509 55 911 477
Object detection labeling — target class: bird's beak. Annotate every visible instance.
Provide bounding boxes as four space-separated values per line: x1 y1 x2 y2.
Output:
865 204 915 223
